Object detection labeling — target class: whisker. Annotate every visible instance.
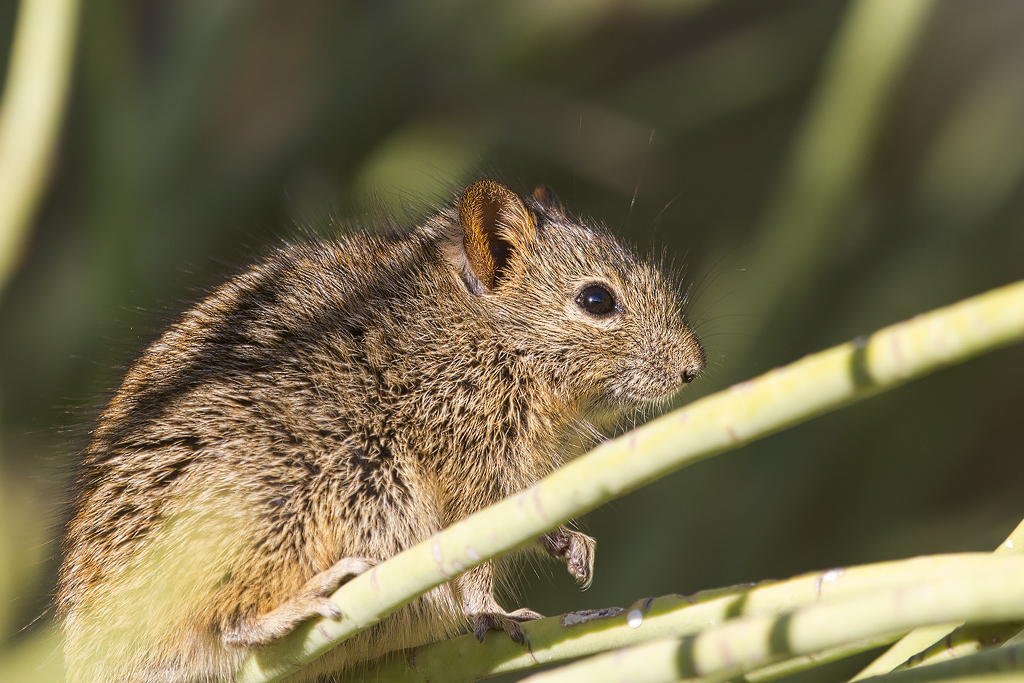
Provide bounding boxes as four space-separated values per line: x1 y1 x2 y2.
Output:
626 128 656 232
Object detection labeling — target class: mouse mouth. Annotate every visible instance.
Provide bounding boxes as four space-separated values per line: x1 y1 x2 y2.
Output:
575 391 679 439
585 381 686 423
623 386 687 412
605 366 697 408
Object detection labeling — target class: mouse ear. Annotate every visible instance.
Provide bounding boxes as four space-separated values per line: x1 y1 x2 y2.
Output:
458 180 535 292
531 184 563 214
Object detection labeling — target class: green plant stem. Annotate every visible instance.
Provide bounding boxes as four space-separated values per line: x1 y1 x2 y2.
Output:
0 0 80 293
852 518 1024 678
235 279 1024 683
897 622 1024 672
520 556 1024 683
853 626 961 681
345 555 991 683
728 0 935 364
859 644 1024 683
737 637 900 683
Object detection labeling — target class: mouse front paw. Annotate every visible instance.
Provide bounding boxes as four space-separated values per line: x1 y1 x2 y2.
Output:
472 607 544 644
541 527 596 588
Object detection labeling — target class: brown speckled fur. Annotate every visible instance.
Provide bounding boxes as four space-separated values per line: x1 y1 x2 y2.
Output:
57 181 704 682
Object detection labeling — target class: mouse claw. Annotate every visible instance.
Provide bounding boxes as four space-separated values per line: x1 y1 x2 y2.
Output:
472 608 544 644
312 597 342 621
541 527 596 589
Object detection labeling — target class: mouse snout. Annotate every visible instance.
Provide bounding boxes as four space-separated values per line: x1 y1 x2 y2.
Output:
675 334 705 387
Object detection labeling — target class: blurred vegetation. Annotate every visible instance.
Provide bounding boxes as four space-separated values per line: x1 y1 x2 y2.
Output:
0 1 1023 681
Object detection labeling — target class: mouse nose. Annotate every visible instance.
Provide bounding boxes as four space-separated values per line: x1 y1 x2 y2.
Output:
678 352 705 385
680 367 700 385
672 331 706 386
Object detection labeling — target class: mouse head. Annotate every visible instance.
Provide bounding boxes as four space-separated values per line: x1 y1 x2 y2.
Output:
450 179 704 416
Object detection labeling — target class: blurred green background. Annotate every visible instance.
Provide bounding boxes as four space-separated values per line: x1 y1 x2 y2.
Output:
1 1 1023 681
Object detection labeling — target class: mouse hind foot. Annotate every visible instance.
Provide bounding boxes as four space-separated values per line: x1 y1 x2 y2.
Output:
222 556 377 646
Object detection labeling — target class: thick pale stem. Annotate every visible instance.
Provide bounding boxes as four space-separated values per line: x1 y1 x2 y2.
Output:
343 555 995 683
852 517 1024 678
521 556 1024 683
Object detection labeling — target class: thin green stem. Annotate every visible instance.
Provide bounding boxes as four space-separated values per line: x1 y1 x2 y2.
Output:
738 637 899 683
0 0 81 293
897 622 1024 672
723 0 936 367
858 643 1024 683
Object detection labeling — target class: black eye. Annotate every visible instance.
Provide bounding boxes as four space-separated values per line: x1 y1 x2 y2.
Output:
576 284 616 316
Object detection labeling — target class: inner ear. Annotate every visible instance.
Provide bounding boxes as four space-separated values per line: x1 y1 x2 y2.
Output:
458 180 535 292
